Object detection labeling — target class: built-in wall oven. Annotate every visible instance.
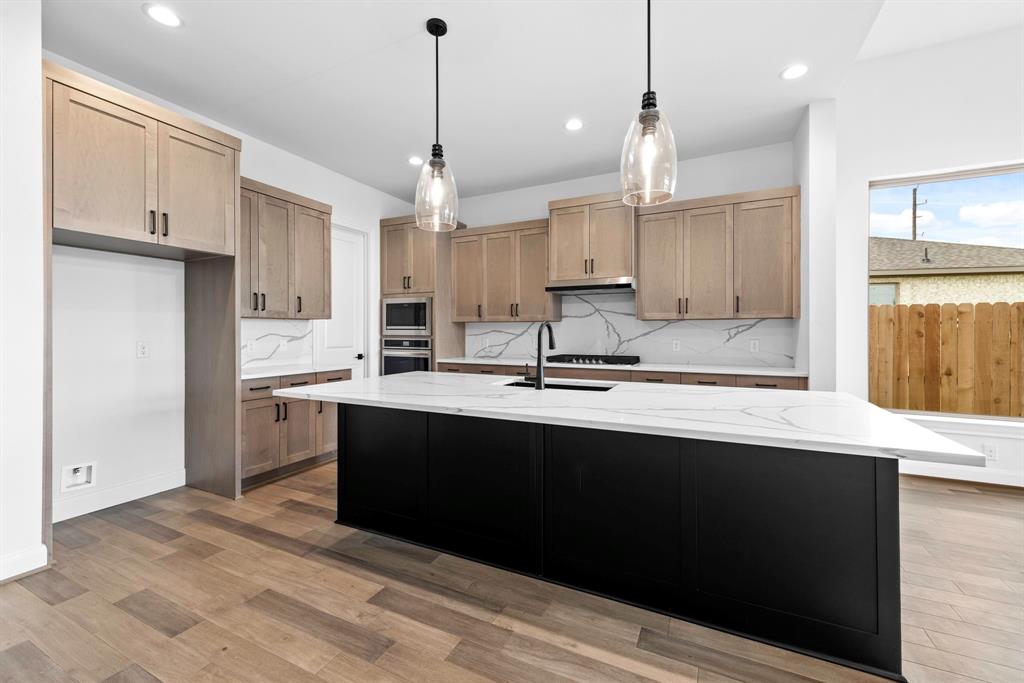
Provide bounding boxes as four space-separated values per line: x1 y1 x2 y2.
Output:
382 297 431 337
381 338 432 375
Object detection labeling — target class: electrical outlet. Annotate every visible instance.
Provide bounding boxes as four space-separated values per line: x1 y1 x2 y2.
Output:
672 340 681 352
749 339 760 353
60 462 96 492
136 341 150 358
246 340 256 353
981 443 998 461
278 340 288 352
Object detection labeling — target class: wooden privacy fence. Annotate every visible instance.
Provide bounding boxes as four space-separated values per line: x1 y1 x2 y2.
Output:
869 302 1023 417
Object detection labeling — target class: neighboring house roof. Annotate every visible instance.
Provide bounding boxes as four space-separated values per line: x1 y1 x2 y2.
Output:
869 237 1024 276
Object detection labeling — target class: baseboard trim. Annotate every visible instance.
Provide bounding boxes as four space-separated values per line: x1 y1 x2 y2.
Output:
53 467 186 522
899 460 1023 488
0 543 48 582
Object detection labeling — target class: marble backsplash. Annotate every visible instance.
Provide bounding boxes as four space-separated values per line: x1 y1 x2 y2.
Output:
465 293 796 367
241 319 313 369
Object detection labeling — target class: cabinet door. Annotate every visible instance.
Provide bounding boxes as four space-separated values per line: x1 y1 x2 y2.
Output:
588 201 634 279
157 123 235 255
514 228 553 321
408 226 436 293
734 198 793 318
636 213 682 320
682 205 733 319
280 397 317 465
241 397 280 478
483 232 515 321
239 188 259 316
316 399 338 456
293 206 330 319
381 225 410 294
451 235 484 321
545 426 681 607
548 205 589 282
256 195 293 318
51 83 158 242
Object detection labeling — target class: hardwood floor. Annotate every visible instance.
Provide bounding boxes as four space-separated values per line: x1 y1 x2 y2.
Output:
2 466 1020 682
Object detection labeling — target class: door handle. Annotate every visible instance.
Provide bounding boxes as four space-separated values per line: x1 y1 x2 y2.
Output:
275 403 280 422
297 296 302 314
161 212 169 237
355 353 365 360
149 210 156 235
282 402 288 421
260 293 266 311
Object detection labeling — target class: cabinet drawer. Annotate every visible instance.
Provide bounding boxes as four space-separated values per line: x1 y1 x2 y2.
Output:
242 376 280 400
630 371 681 384
317 369 352 384
437 363 508 375
280 373 317 389
679 373 736 387
735 375 805 390
544 368 631 382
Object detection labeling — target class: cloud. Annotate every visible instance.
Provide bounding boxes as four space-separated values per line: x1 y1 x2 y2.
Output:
869 208 935 236
959 201 1024 228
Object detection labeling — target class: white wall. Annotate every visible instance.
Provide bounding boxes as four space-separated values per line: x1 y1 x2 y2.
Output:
459 142 795 226
0 0 46 580
52 247 185 521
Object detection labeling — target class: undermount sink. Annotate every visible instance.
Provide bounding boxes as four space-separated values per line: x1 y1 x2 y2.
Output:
505 380 615 392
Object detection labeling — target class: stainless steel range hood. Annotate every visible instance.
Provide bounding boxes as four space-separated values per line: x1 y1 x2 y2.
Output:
545 276 635 295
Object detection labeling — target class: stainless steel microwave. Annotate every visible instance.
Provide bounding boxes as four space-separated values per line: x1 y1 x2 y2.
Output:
382 297 432 337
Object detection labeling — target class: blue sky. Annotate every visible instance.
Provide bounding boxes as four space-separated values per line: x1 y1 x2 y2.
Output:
869 171 1023 249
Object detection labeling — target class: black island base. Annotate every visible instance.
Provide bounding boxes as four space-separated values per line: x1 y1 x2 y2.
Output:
336 404 903 681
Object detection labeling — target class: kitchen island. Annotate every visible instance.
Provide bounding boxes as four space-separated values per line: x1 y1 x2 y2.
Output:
276 372 984 681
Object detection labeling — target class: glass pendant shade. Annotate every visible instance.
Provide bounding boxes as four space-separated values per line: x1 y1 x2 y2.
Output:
620 108 677 206
414 158 459 232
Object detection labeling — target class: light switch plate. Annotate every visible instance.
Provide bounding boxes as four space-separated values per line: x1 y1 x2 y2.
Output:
749 339 760 353
672 340 681 352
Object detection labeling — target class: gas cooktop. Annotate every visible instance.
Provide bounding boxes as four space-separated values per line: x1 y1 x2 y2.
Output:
545 354 640 366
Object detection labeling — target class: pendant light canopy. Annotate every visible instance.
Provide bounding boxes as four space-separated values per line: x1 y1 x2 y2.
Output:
620 0 677 207
415 18 459 232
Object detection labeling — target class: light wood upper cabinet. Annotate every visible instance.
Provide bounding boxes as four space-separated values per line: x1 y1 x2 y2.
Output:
451 235 484 321
734 197 793 318
514 228 554 321
239 189 258 314
381 223 436 294
157 123 235 255
483 233 516 320
408 227 437 293
51 83 158 243
636 213 682 320
293 206 330 319
548 206 589 282
588 201 634 279
257 194 293 318
682 205 734 319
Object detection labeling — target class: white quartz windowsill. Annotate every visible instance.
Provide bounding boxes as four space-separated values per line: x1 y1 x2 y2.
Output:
274 371 983 466
437 356 809 378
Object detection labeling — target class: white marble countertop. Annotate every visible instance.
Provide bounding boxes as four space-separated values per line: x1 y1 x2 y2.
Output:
275 372 983 466
242 363 348 381
437 356 809 377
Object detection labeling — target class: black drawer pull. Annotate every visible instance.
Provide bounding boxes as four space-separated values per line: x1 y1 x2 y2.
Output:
248 385 271 391
325 377 345 382
289 380 309 386
755 383 778 388
479 369 495 374
697 380 717 385
445 368 460 372
645 378 664 383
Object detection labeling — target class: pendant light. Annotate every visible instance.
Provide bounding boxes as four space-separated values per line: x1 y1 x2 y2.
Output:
620 0 677 206
415 18 459 232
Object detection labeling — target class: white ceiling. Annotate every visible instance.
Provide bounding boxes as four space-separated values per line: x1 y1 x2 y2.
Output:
40 1 1022 200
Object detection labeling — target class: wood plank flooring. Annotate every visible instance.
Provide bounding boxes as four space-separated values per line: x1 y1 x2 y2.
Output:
2 466 1020 682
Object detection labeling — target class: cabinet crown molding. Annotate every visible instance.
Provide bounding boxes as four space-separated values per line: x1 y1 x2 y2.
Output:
240 177 333 214
637 186 801 216
380 215 468 230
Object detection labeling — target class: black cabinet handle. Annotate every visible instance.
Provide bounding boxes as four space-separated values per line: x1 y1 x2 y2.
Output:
685 297 689 315
755 383 778 388
161 212 169 237
510 303 514 317
515 303 519 317
282 402 288 421
645 378 664 383
260 293 266 311
249 385 271 391
584 259 588 274
735 295 740 313
408 276 413 289
318 401 323 414
149 210 156 235
697 380 717 385
326 377 344 382
477 304 482 318
297 296 302 313
677 298 681 315
252 292 258 311
590 258 595 274
445 368 460 372
289 380 309 387
479 369 495 374
275 403 280 422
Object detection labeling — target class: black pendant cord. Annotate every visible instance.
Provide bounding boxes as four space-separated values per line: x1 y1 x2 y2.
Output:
647 0 651 93
435 32 439 146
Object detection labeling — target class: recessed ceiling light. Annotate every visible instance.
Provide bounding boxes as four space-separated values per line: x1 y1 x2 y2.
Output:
779 63 808 80
564 118 584 132
408 155 424 166
143 4 182 27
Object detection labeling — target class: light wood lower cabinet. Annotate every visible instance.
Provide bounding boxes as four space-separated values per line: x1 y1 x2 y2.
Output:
241 368 351 487
734 375 805 390
630 371 681 384
680 373 737 387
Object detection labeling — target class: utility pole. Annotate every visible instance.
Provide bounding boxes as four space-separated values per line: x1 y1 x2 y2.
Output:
911 186 928 240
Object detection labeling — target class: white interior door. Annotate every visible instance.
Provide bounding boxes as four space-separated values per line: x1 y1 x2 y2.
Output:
314 226 367 376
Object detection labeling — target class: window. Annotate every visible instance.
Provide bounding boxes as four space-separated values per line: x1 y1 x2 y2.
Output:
867 165 1024 418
